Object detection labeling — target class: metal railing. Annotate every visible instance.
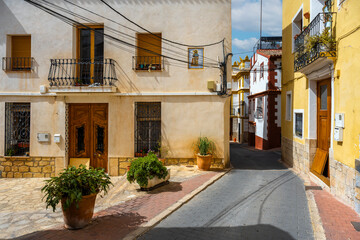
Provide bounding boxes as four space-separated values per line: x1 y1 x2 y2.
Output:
132 56 163 71
294 12 336 71
48 58 117 86
253 36 282 51
2 57 34 71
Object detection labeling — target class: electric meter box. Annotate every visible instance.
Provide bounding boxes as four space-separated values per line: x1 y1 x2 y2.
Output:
54 134 61 143
334 127 343 142
335 113 345 128
37 133 50 142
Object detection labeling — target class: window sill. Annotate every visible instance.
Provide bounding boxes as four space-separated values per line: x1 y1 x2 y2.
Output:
48 86 117 93
3 156 31 160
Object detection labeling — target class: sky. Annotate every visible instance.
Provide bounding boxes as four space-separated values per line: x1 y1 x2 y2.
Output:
232 0 282 63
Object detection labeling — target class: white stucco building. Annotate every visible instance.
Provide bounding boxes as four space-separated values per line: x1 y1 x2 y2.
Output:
0 0 231 177
248 43 282 150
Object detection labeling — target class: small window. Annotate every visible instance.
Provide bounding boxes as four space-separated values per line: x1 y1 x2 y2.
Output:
5 103 31 156
254 69 257 82
135 33 162 71
294 110 304 138
286 92 292 121
255 97 264 119
260 63 264 79
4 35 32 71
135 102 161 156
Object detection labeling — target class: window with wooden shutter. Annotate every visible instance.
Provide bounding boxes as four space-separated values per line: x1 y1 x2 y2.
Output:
134 33 162 71
11 35 32 71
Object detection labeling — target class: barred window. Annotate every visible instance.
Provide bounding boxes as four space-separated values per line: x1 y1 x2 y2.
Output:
5 103 31 156
135 102 161 156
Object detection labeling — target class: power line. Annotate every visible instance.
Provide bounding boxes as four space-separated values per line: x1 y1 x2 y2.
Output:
25 0 219 69
59 0 220 64
38 0 218 65
100 0 225 48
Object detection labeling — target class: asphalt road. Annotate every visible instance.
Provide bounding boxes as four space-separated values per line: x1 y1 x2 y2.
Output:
139 144 313 240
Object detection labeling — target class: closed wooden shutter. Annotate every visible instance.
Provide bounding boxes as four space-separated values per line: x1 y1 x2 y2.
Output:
137 33 161 64
11 36 31 69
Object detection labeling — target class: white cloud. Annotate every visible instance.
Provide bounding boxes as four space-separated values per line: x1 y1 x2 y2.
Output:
233 37 258 51
232 0 282 36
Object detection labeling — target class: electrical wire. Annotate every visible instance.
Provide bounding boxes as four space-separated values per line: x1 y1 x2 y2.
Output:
100 0 225 48
25 0 219 69
60 0 221 64
38 0 216 64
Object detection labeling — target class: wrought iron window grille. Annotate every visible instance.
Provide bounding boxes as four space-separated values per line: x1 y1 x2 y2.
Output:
2 57 34 71
5 103 31 156
132 56 164 71
134 102 161 157
48 58 117 87
294 12 336 71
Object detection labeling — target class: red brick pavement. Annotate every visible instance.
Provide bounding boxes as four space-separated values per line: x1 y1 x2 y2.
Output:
311 186 360 240
18 171 219 240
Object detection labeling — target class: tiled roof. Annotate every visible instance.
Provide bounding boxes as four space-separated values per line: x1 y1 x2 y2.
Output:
257 49 282 57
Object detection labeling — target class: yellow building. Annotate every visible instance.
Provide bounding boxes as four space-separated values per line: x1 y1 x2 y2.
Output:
282 0 360 213
231 56 250 143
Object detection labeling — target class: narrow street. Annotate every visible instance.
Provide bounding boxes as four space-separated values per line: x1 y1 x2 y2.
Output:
140 144 314 240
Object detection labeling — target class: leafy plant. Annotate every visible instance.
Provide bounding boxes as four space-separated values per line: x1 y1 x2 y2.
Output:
127 152 168 187
6 148 15 156
42 165 112 212
305 27 335 52
196 137 215 156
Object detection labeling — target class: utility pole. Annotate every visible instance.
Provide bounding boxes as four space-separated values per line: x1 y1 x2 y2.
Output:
259 0 262 49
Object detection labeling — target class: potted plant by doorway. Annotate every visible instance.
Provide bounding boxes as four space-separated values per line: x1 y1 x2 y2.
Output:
42 165 112 229
196 137 215 171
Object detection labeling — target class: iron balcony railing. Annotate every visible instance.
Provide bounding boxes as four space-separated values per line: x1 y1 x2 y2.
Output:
253 36 282 51
294 12 336 71
132 56 164 71
48 58 117 87
2 57 34 71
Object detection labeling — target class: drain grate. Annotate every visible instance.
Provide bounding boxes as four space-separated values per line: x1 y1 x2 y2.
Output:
351 221 360 231
305 186 323 191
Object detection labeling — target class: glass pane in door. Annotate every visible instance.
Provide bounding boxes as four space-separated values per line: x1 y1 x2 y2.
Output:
80 29 91 84
320 85 327 110
94 28 104 84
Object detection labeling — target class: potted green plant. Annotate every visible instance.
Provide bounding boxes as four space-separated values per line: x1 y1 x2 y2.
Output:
305 27 335 52
195 137 215 171
127 152 170 189
42 165 112 229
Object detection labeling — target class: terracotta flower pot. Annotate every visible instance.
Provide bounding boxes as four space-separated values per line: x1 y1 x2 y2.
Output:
61 193 97 229
196 154 212 171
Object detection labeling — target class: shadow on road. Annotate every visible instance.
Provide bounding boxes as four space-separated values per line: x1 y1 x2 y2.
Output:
230 143 286 170
138 224 295 240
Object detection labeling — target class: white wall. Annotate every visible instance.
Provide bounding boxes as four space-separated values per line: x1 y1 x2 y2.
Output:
250 54 269 95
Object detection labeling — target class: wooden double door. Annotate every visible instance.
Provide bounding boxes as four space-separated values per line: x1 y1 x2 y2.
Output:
69 104 108 171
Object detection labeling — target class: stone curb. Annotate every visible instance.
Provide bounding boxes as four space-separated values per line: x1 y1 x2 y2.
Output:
123 168 231 240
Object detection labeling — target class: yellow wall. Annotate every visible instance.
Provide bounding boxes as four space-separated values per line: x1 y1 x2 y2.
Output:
333 0 360 168
282 0 360 168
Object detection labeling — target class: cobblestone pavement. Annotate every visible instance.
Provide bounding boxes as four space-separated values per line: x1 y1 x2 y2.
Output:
140 144 314 240
308 184 360 240
0 165 208 239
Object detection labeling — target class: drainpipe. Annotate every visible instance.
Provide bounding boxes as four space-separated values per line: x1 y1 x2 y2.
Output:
218 53 233 96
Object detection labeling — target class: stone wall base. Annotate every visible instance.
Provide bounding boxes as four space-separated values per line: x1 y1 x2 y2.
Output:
0 157 57 178
330 154 355 208
109 157 224 176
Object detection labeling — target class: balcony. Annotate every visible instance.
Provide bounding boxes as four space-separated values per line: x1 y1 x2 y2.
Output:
48 59 117 92
2 57 34 71
294 12 336 72
253 36 282 51
132 56 164 71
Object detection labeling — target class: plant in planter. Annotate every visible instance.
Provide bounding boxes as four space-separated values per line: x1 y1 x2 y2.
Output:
42 165 112 229
127 152 169 189
305 27 335 53
195 137 215 171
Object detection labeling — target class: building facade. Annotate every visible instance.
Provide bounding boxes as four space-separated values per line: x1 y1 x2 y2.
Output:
248 47 282 150
282 0 360 213
231 56 250 143
0 0 231 178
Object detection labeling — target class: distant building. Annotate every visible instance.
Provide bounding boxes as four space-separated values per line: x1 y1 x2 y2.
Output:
248 37 282 150
231 56 250 143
